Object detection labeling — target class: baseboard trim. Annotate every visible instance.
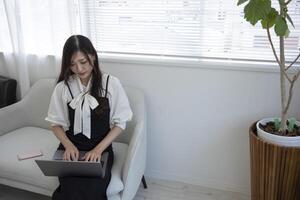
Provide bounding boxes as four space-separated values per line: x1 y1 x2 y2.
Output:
145 169 250 196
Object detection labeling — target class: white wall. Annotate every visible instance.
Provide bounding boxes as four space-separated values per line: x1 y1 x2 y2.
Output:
12 59 300 195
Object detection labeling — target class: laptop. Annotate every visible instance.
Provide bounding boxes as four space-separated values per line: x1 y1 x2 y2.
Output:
35 150 108 178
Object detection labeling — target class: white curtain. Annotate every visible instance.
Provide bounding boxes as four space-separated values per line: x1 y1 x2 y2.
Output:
0 0 80 98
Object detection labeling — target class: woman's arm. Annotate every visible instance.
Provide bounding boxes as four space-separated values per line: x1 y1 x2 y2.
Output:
51 126 79 161
83 126 123 162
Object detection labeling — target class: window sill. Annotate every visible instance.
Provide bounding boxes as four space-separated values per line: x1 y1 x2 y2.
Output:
99 52 300 74
1 51 299 74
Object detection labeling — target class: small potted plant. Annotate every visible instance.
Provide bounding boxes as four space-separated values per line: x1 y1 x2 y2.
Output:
237 0 300 199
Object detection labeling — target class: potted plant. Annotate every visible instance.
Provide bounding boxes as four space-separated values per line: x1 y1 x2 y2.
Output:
237 0 300 199
238 0 300 146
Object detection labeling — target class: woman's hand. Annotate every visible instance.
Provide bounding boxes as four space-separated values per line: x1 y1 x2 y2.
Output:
63 143 79 161
51 126 79 161
82 148 102 162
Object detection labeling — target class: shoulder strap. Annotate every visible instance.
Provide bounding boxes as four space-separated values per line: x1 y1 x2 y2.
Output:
65 82 74 99
105 75 110 98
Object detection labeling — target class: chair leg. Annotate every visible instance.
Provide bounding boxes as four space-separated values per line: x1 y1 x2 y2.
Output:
141 175 148 189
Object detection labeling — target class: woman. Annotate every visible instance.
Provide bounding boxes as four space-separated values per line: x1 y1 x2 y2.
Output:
45 35 132 200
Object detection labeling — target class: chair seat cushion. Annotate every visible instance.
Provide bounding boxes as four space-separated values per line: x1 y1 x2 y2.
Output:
0 127 128 196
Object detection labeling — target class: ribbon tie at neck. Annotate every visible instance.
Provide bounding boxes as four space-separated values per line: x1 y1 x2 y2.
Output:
69 91 99 139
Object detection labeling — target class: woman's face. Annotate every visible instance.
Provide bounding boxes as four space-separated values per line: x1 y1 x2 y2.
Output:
70 51 94 85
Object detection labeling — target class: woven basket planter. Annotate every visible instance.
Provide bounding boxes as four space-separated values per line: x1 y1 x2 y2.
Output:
249 122 300 200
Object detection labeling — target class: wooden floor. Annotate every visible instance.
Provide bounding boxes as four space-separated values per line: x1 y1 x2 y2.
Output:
0 177 250 200
134 178 250 200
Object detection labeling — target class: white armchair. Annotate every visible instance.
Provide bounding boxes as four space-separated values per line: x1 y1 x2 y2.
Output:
0 78 147 200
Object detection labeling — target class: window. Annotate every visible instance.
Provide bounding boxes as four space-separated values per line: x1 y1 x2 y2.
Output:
80 0 300 65
1 0 299 66
0 0 12 52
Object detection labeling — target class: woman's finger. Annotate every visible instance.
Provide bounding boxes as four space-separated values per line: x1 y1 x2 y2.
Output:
74 150 79 161
70 151 75 161
64 152 68 161
91 154 96 162
93 156 97 162
85 154 91 162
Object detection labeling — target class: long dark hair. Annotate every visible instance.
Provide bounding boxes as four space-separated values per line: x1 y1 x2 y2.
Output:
57 35 104 101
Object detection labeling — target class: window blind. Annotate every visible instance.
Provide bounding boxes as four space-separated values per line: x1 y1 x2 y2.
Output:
79 0 300 64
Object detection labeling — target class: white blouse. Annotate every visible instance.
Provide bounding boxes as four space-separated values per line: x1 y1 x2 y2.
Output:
45 73 133 139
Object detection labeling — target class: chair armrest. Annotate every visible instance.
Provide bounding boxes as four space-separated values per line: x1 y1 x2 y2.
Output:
0 79 55 134
0 101 29 136
121 120 147 200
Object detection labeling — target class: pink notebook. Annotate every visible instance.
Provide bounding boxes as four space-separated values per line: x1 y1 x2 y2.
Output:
17 149 43 160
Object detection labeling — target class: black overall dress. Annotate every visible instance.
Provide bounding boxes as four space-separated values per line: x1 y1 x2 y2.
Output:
52 75 114 200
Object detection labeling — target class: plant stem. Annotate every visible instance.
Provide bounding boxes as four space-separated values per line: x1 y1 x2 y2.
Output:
279 36 288 133
279 4 288 133
286 52 300 70
267 27 291 83
284 79 294 114
283 70 300 131
285 0 292 5
267 27 280 66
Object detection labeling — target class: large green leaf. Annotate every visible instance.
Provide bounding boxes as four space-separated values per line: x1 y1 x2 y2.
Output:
275 16 288 36
237 0 249 5
244 0 271 25
261 8 278 29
